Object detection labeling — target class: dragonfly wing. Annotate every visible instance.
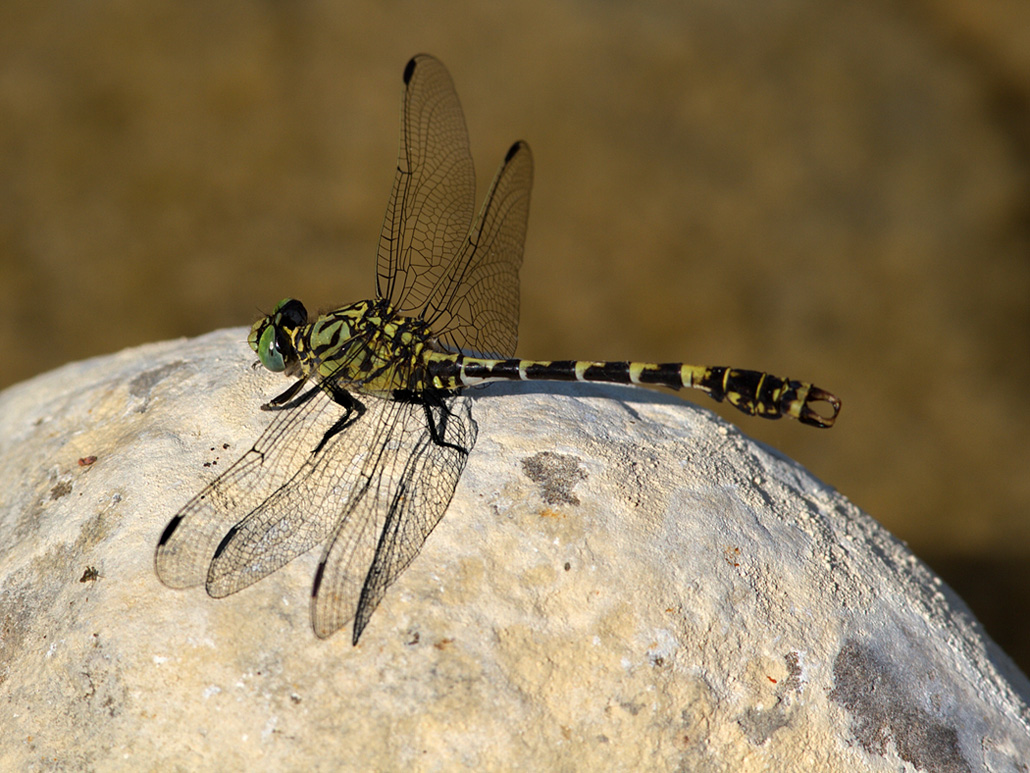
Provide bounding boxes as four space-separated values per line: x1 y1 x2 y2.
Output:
155 385 340 589
421 140 533 359
375 56 533 360
310 394 477 642
376 54 476 315
203 387 404 597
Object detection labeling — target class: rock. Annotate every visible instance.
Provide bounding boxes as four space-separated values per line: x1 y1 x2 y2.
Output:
0 330 1027 771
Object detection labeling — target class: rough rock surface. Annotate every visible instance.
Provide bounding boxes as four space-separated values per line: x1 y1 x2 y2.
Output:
1 330 1027 771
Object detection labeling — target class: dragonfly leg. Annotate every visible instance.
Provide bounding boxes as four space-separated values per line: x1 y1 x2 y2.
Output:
313 388 366 454
262 378 309 410
421 391 470 455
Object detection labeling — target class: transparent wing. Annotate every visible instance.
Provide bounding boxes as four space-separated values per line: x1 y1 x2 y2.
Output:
376 55 534 359
376 54 476 316
311 395 477 642
154 385 344 589
167 387 476 644
155 324 383 591
420 141 532 359
202 392 411 598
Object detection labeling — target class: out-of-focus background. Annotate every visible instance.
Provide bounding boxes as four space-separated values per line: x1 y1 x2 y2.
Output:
1 2 1027 670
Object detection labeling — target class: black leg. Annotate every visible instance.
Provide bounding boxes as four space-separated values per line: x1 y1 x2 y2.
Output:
262 378 309 411
313 388 366 454
420 391 466 455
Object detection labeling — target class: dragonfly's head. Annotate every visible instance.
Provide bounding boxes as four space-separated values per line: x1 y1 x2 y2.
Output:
249 298 308 374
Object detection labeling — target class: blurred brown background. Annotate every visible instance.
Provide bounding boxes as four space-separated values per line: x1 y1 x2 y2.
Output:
1 2 1027 670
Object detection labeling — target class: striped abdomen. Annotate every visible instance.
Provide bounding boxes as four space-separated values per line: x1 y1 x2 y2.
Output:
426 354 841 428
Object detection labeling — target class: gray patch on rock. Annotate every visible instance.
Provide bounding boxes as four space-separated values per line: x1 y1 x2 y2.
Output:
49 480 73 500
782 651 803 693
521 451 587 506
738 704 791 745
128 361 187 410
829 639 970 772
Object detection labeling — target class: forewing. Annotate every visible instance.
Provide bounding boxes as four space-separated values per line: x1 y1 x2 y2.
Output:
421 140 533 359
155 385 340 589
310 395 477 642
203 391 404 598
376 54 476 314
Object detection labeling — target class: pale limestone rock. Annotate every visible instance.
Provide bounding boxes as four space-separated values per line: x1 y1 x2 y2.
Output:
0 329 1027 771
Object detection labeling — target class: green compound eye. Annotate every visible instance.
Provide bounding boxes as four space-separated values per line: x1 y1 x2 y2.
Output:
257 326 286 372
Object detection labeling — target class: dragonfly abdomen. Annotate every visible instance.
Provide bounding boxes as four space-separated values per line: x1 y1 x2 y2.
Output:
426 354 840 428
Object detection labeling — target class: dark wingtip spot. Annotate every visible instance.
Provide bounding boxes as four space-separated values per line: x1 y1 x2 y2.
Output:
352 616 367 646
157 516 183 547
312 560 327 597
403 57 418 84
505 141 523 162
212 524 239 559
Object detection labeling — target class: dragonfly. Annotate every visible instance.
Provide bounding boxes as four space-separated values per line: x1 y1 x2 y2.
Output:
155 54 841 645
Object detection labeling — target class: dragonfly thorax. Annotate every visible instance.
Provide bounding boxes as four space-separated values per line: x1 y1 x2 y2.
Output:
251 297 437 395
